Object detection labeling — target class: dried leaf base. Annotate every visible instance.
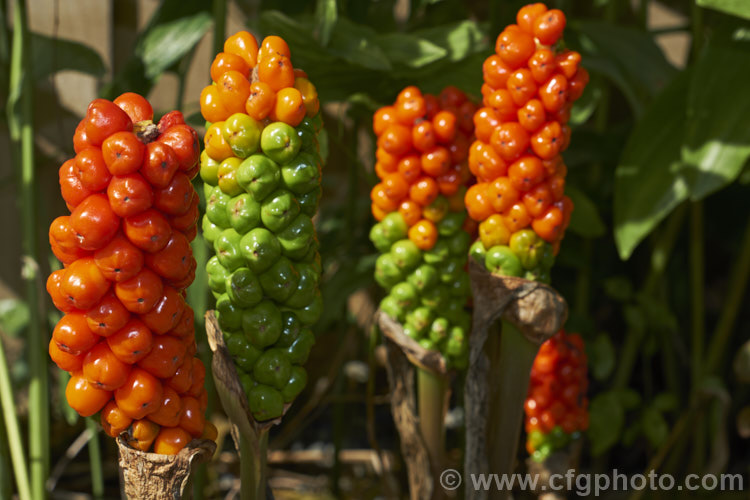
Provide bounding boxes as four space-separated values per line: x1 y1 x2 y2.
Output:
377 311 452 500
464 261 568 500
525 440 582 500
117 436 215 500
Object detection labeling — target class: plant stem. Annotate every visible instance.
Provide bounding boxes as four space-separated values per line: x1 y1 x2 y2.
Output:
417 367 446 472
239 429 268 500
690 201 705 388
212 0 227 57
486 320 538 487
8 1 48 498
0 337 31 500
85 419 104 499
705 215 750 374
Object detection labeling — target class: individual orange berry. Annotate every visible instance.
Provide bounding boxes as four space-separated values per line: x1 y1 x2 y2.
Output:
395 94 426 126
382 173 410 201
216 70 252 115
399 200 423 226
432 110 457 144
100 400 132 438
66 372 112 417
495 28 536 69
258 35 291 62
436 167 462 196
421 146 451 177
128 419 160 452
412 121 437 152
245 82 276 121
532 205 564 243
438 86 467 109
83 342 130 391
115 267 164 314
530 121 563 160
107 318 154 364
148 386 183 427
528 49 557 84
469 141 507 181
114 92 153 123
449 131 471 164
137 335 187 380
538 74 569 113
568 67 589 101
49 339 85 372
202 421 219 441
371 204 388 221
473 107 500 143
166 358 193 394
408 219 438 250
114 367 164 420
376 147 399 171
502 202 532 232
200 85 231 123
517 98 546 132
409 177 439 206
507 68 538 106
486 180 519 219
47 269 77 313
522 183 554 217
465 183 495 222
140 286 185 335
483 54 513 89
378 124 412 156
517 3 548 34
210 52 251 82
224 30 259 68
533 9 566 46
508 155 546 192
548 174 565 201
257 56 295 92
152 427 191 455
179 396 206 437
371 183 400 212
61 257 111 310
490 122 530 162
271 87 306 126
485 89 518 121
555 50 581 79
374 106 398 136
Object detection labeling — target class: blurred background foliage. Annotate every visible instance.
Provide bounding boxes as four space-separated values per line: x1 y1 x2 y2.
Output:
0 0 749 498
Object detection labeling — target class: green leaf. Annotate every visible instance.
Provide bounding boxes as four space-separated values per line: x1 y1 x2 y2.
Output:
682 45 750 199
651 392 679 412
588 334 615 381
30 33 106 80
415 20 487 62
697 0 750 20
567 185 606 238
588 391 624 455
315 0 338 46
327 18 391 71
574 21 677 115
0 299 29 337
641 407 669 447
613 71 691 260
136 12 212 79
615 388 642 410
375 33 447 68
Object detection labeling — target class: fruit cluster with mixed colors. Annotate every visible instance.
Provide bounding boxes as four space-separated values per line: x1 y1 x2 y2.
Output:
200 31 321 422
48 94 216 454
370 86 477 369
524 330 589 462
466 3 588 282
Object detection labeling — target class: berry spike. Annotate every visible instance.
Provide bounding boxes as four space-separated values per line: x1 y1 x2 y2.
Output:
468 3 588 282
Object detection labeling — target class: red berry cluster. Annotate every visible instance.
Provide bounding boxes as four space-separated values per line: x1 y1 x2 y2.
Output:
466 3 588 252
47 93 216 454
371 86 478 250
524 330 589 459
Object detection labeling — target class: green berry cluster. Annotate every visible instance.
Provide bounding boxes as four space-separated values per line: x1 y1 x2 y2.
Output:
201 115 323 421
469 229 555 283
371 210 471 369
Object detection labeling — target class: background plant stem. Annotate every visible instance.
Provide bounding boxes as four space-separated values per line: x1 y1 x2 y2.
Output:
417 367 446 472
85 419 103 499
0 335 31 500
7 1 48 497
239 429 268 500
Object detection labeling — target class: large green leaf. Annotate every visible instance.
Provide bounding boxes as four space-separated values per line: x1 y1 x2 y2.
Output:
682 45 750 199
30 33 106 80
315 0 338 46
328 18 391 71
574 21 676 115
567 185 606 238
375 33 447 68
414 20 486 62
698 0 750 20
588 391 625 455
613 72 691 260
137 12 212 79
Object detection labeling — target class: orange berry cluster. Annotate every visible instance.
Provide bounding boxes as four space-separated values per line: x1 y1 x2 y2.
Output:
466 3 588 268
200 31 319 127
47 94 216 455
371 86 477 250
524 330 589 462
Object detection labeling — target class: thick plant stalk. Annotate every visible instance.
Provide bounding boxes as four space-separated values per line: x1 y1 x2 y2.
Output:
239 429 268 500
7 1 48 497
417 367 447 473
